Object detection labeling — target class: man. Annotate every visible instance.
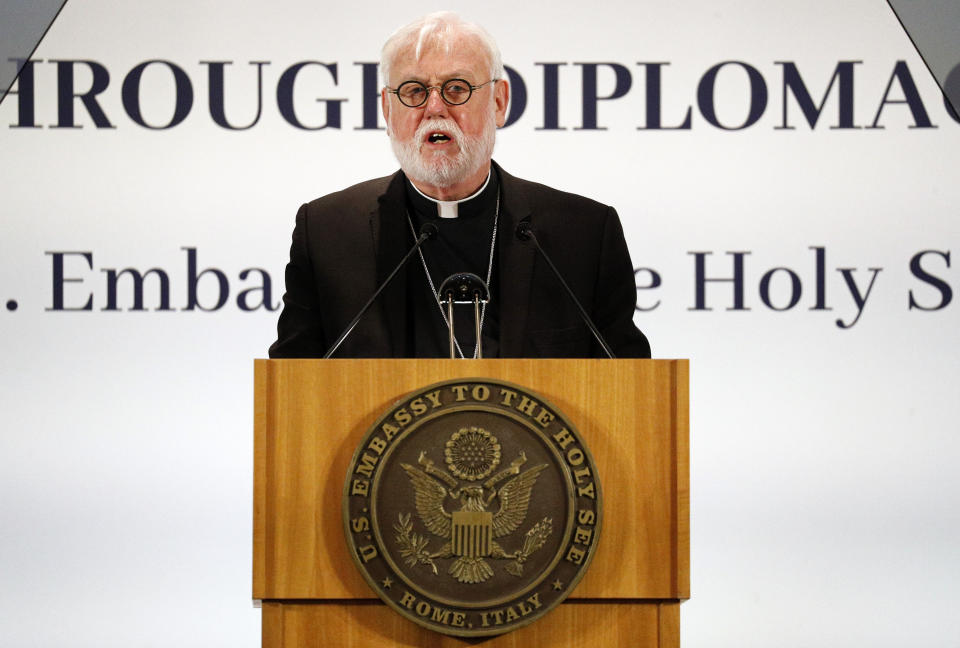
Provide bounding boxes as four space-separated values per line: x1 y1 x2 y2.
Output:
269 12 650 359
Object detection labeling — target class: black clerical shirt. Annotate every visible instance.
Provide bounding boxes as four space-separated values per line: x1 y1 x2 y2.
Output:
405 169 501 357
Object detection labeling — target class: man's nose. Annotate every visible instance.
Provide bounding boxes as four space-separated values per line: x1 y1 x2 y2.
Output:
423 86 449 116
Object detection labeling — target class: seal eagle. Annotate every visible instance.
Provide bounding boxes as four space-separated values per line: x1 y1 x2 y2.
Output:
400 453 547 584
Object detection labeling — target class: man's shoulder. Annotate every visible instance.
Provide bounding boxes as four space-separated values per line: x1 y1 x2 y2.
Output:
497 165 613 218
303 172 400 214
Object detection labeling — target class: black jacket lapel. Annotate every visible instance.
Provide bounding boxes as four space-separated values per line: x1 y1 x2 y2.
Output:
371 171 410 356
494 162 536 357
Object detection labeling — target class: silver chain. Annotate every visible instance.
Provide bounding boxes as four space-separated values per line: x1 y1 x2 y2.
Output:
406 190 499 359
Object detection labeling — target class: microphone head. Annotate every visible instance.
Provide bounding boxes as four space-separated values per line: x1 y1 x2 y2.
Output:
419 222 440 239
516 221 533 241
437 272 490 304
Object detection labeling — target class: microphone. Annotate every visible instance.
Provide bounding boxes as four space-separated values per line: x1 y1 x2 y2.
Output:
323 222 438 358
516 221 616 359
437 272 491 359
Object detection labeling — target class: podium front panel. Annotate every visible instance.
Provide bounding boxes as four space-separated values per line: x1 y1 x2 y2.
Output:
253 358 688 603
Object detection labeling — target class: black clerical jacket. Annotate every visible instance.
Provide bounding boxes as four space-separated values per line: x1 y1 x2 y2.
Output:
269 162 651 359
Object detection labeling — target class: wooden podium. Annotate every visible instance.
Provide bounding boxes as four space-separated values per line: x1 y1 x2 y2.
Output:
254 359 688 647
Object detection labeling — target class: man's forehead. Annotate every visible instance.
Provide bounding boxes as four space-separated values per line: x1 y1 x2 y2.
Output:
390 38 490 82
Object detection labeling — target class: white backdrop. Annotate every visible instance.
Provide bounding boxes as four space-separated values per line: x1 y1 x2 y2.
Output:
2 1 958 646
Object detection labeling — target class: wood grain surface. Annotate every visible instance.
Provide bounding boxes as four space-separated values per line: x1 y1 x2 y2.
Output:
253 359 689 602
262 600 682 648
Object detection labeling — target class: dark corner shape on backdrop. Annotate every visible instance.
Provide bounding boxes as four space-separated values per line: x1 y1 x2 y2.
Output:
0 1 68 106
887 0 960 115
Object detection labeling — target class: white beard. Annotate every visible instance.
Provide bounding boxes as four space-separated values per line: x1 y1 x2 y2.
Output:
389 112 496 189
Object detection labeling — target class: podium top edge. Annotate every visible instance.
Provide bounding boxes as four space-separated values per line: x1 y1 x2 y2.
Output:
253 358 689 363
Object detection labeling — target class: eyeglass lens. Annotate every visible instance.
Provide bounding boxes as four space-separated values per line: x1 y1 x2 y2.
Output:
397 79 475 107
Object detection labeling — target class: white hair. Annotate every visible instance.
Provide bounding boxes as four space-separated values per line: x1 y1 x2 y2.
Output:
380 11 504 87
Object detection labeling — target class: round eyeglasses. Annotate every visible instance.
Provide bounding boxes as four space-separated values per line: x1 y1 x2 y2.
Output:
387 78 497 108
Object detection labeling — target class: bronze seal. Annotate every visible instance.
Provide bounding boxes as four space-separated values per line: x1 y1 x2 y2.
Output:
342 378 602 637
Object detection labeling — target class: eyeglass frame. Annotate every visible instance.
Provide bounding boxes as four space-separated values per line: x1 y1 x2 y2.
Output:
385 78 499 108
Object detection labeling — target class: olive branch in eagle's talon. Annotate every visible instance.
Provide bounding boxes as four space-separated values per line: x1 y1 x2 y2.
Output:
394 512 438 575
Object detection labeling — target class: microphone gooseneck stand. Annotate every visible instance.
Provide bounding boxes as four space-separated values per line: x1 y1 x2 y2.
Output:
323 222 439 359
437 272 490 359
516 221 616 359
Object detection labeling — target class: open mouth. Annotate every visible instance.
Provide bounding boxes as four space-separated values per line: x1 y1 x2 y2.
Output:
428 132 451 144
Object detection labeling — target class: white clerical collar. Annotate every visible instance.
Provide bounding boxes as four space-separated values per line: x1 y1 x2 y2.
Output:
409 170 492 219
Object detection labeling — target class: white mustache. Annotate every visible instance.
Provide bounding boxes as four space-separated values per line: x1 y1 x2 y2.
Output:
415 118 462 148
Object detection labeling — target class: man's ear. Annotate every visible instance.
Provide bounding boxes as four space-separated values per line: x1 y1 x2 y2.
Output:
494 79 510 128
381 88 392 135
